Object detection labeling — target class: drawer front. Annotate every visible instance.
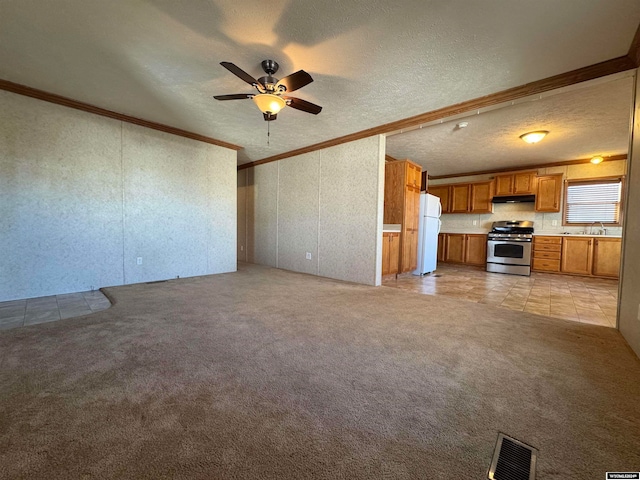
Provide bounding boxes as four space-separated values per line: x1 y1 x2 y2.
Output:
533 251 561 260
534 236 562 245
532 258 561 272
534 243 562 252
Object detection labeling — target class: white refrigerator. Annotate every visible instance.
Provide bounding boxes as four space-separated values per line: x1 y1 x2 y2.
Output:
413 193 442 275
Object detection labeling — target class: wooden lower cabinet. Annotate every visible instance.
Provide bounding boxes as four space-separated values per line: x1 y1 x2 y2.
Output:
382 232 400 275
465 234 488 266
532 236 562 272
561 237 593 276
441 233 487 266
402 228 418 273
444 234 466 263
532 235 621 278
437 233 446 262
592 238 622 278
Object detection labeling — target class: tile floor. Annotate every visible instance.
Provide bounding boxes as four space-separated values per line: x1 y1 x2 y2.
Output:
0 291 111 331
383 264 619 328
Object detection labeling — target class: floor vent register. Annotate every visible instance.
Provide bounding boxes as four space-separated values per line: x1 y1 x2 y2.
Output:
488 433 538 480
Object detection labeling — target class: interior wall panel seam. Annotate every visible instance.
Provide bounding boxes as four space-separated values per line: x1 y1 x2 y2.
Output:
276 162 280 269
120 121 126 286
317 153 321 276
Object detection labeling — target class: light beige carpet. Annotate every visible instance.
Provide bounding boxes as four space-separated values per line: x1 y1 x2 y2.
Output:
1 263 639 479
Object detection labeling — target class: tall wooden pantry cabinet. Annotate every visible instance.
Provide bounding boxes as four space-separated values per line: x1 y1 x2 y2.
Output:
384 159 422 273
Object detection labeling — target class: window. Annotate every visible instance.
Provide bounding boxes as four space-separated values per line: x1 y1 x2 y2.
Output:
563 177 623 225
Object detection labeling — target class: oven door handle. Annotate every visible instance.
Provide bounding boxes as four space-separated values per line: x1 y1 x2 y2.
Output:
488 239 532 243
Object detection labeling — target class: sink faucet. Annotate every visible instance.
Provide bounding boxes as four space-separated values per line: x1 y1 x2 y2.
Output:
599 222 607 236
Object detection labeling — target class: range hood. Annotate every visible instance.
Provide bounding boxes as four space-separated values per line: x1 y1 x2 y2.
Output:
492 194 536 204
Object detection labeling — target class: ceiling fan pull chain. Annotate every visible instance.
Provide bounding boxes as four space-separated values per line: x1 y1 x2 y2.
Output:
267 119 270 146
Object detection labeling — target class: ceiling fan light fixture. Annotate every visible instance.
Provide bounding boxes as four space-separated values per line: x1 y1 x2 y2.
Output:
253 93 286 115
590 155 604 164
519 130 549 144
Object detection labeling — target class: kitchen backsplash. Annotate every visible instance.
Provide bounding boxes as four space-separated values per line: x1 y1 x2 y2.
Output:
440 202 623 236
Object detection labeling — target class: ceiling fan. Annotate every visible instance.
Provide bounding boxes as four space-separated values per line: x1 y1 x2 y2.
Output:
213 60 322 121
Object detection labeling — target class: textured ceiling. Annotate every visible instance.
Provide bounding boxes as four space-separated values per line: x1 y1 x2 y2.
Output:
386 75 635 176
0 0 639 165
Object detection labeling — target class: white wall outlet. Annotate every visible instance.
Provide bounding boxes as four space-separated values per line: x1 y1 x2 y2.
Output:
240 245 244 251
472 220 478 226
306 252 312 260
136 257 143 265
552 220 558 226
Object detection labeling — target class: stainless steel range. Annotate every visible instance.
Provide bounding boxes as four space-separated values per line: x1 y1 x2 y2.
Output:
486 220 534 276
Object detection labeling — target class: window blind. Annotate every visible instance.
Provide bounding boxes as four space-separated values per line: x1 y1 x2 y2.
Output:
565 179 622 224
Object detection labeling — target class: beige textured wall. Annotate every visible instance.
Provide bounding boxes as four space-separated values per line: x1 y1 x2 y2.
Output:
277 151 321 276
431 160 627 235
619 73 640 358
0 90 237 301
243 136 385 286
246 162 278 267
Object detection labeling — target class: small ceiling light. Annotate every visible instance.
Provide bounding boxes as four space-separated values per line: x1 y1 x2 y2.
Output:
457 121 469 128
519 130 549 144
590 155 604 164
252 93 286 115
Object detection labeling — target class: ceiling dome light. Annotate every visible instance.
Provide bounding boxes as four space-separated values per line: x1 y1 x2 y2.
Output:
590 155 604 164
252 94 286 115
519 130 549 144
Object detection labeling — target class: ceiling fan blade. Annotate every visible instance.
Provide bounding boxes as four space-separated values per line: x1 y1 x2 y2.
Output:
285 97 322 115
213 94 253 100
220 62 260 86
276 70 313 93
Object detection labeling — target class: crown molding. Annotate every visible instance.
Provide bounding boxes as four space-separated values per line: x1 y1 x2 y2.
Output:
0 79 242 151
428 154 628 180
239 54 637 171
628 21 640 68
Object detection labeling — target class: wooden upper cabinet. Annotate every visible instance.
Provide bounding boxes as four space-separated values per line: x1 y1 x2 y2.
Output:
535 174 563 212
514 172 537 194
450 184 471 213
495 175 514 196
384 162 405 223
405 162 421 189
470 181 494 213
561 237 593 275
592 238 621 278
495 171 537 196
429 185 451 213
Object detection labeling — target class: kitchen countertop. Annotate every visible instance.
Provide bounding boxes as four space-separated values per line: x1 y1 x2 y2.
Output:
383 224 401 233
440 230 622 238
534 233 622 238
440 230 488 235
